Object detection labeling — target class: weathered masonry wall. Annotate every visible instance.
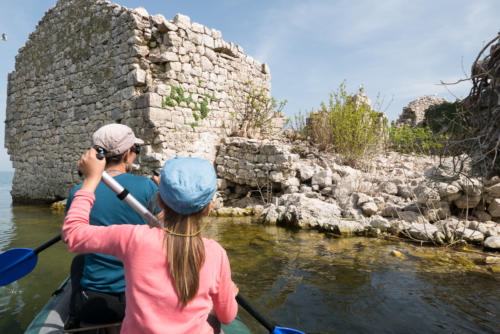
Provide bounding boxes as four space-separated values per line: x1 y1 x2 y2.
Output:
5 0 272 202
215 137 298 190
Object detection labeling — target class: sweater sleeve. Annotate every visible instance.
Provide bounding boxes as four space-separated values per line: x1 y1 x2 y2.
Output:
62 189 136 260
211 244 238 324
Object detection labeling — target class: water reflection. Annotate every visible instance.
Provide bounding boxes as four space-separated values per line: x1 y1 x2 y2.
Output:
0 207 498 333
206 219 499 334
0 201 71 333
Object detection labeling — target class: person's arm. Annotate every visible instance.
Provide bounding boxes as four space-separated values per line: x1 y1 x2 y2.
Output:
62 190 136 258
211 246 238 324
62 148 135 258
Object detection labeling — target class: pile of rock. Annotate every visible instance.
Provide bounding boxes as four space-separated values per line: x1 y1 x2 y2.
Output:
215 137 500 250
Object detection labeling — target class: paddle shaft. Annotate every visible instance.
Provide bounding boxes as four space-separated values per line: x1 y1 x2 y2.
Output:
34 234 61 254
101 171 160 227
236 294 275 332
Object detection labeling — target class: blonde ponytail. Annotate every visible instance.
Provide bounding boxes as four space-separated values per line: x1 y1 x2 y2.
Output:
160 203 206 306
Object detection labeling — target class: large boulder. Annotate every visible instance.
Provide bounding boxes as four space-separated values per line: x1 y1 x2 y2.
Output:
484 236 500 250
485 183 500 198
361 201 379 216
408 222 438 241
378 181 398 195
455 228 485 243
435 182 461 202
488 199 500 217
370 216 391 231
454 194 482 209
259 193 341 229
414 185 441 206
311 169 333 188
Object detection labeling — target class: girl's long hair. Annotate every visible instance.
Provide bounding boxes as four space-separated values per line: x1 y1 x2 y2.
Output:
158 200 206 306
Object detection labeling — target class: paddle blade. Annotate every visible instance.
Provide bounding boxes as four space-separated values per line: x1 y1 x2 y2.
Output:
0 248 38 286
273 327 306 334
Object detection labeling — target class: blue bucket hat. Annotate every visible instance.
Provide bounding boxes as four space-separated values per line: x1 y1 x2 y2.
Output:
159 157 217 215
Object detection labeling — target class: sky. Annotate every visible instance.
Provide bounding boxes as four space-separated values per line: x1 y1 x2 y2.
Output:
1 0 499 171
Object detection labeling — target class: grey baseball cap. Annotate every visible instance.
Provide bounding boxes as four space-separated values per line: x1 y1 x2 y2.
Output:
92 124 144 156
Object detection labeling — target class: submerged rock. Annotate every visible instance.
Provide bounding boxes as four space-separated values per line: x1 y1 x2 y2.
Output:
50 199 66 213
214 207 255 217
484 256 500 264
489 265 500 273
391 250 405 259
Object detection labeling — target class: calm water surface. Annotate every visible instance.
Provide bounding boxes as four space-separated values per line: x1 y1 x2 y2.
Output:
0 171 499 333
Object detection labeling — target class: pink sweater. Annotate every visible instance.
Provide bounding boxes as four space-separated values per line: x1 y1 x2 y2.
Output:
62 190 238 333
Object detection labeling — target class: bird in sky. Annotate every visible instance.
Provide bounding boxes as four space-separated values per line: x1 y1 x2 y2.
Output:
1 33 7 41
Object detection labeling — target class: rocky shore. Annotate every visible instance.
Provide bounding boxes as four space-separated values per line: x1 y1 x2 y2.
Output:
209 136 500 253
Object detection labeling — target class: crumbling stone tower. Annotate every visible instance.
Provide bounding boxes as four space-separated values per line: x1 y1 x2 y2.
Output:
5 0 275 202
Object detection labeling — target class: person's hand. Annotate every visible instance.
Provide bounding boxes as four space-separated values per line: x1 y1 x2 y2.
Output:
78 148 106 192
151 171 161 186
232 282 239 297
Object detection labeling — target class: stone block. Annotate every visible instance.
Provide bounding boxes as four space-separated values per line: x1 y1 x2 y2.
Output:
127 68 146 86
133 6 149 17
151 14 168 32
203 35 215 49
486 183 500 197
147 107 171 121
311 169 332 187
378 181 398 195
488 199 500 217
414 185 440 206
454 194 481 209
361 201 378 216
174 14 191 29
136 93 162 108
201 56 214 71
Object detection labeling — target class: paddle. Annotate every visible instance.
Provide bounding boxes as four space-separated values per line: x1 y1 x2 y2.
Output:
0 234 61 286
236 294 305 334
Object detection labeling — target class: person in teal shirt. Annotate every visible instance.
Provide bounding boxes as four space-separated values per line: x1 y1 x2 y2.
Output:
65 124 159 330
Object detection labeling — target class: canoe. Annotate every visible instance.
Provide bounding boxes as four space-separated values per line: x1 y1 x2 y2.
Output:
25 277 252 333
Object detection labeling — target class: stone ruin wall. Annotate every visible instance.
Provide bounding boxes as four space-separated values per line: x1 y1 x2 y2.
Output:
5 0 273 202
215 137 298 193
396 96 448 127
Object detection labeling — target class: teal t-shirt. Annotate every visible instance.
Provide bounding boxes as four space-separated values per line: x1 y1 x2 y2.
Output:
66 173 159 293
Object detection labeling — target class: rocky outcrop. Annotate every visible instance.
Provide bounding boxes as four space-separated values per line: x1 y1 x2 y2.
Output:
214 137 500 251
5 0 277 202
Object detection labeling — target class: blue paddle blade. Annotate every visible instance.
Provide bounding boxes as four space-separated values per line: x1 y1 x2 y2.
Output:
0 248 38 286
273 326 306 334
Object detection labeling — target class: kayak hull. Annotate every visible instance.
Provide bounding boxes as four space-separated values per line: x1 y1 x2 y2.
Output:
25 278 251 333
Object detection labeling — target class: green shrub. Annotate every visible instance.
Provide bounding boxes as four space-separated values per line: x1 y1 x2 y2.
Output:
424 101 466 136
161 85 216 121
235 81 287 138
285 111 309 138
388 121 446 155
308 82 383 165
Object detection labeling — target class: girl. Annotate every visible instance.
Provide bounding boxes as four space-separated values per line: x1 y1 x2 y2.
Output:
63 148 238 333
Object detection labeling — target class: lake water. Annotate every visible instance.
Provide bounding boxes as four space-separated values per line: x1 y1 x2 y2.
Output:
0 171 499 333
